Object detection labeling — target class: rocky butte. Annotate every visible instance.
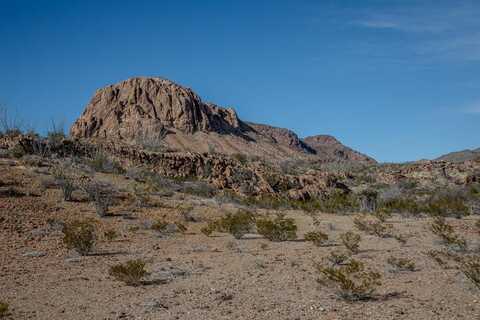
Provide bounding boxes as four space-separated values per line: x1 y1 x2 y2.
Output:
71 77 375 163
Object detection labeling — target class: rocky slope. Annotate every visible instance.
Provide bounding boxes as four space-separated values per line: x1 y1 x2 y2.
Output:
71 77 374 163
435 148 480 163
303 135 375 163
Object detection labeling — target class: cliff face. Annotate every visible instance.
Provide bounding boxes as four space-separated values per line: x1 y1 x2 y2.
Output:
71 77 375 163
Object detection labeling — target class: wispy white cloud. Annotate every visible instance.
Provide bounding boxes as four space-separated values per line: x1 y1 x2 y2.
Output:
464 102 480 114
354 2 480 61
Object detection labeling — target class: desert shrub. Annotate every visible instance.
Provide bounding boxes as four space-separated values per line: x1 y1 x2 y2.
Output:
109 259 147 286
135 131 167 152
326 251 350 266
279 159 310 175
241 195 292 210
305 231 329 246
150 220 186 236
0 301 8 317
425 192 469 218
202 210 255 239
63 220 96 255
475 220 480 233
47 119 66 144
21 154 43 167
9 144 26 158
232 153 248 165
88 151 125 174
318 191 359 214
0 106 24 136
316 258 382 301
353 215 393 238
340 231 361 254
143 171 180 194
393 233 408 245
460 255 480 290
430 217 467 251
372 210 391 222
82 180 113 217
51 165 76 201
359 189 378 213
104 229 118 241
379 197 423 215
182 181 216 198
387 256 416 272
256 215 297 242
426 249 463 269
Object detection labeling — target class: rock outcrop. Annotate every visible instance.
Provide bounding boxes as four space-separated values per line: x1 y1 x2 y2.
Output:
71 77 246 141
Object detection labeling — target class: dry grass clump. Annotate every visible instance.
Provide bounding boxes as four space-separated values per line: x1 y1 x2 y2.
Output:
387 256 416 272
201 210 255 239
0 301 8 317
256 214 297 242
430 217 467 251
109 259 147 286
316 258 382 301
63 220 96 255
304 231 329 246
340 231 361 254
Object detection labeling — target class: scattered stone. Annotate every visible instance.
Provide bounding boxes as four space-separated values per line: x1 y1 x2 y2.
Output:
22 251 46 258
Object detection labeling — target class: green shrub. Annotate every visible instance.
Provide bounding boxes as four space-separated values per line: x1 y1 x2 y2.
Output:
63 220 96 255
387 256 416 272
109 259 147 286
431 217 467 251
202 210 255 239
305 231 329 246
316 258 382 301
340 231 361 254
256 215 297 241
0 301 8 317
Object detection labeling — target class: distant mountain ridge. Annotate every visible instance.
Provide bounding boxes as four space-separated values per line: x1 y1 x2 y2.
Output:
71 77 376 163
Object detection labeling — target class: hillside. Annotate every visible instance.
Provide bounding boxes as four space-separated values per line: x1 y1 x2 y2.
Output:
435 148 480 163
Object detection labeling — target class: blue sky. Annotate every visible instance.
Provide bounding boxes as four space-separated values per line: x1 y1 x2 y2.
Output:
0 0 479 162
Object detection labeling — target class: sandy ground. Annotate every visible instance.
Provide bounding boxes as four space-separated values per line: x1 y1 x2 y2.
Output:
1 159 480 320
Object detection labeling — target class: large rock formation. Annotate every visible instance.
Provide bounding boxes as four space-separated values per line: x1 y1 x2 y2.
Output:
70 77 246 141
303 135 376 163
71 77 375 163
